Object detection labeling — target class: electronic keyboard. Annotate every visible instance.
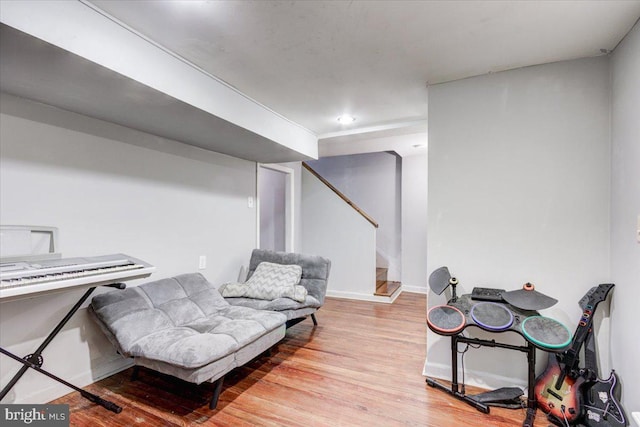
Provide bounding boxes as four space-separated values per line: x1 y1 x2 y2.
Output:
0 253 154 301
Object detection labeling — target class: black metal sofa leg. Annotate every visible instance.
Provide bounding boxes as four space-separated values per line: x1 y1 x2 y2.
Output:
209 376 224 410
285 313 318 329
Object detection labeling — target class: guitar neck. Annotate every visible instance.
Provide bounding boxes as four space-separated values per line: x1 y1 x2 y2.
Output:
561 284 614 373
583 328 599 377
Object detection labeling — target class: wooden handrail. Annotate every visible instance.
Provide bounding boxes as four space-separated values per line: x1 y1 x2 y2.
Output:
302 162 379 228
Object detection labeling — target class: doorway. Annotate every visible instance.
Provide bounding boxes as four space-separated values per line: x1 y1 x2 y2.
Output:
257 164 294 252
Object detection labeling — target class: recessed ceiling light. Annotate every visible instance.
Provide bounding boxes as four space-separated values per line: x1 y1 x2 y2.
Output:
337 114 356 125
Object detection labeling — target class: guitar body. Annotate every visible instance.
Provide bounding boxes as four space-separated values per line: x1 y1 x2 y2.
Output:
535 353 584 424
535 284 617 425
582 370 627 427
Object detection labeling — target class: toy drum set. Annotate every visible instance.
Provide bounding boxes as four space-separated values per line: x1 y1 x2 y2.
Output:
427 297 571 351
425 267 571 427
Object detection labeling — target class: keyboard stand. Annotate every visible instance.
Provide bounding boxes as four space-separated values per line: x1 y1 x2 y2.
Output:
426 334 537 427
0 283 125 413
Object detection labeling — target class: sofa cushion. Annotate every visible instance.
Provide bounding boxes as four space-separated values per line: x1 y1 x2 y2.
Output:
221 282 308 303
91 273 286 369
244 283 307 302
223 294 322 312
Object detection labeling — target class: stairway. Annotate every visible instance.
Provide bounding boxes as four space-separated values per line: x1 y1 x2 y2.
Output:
375 267 401 297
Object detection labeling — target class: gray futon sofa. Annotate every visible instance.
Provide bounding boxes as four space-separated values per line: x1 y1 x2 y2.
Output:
89 272 286 409
220 249 332 328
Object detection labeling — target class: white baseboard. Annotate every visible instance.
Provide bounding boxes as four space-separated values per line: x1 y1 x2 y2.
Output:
5 357 132 405
632 411 640 427
423 361 528 390
402 285 428 294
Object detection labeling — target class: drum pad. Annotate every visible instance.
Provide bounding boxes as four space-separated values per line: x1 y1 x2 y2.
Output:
521 316 571 350
470 302 513 331
427 305 465 335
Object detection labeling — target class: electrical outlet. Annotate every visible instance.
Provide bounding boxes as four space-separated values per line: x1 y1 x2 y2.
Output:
198 255 206 270
248 196 254 208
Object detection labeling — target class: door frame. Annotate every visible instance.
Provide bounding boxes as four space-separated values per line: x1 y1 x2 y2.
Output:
257 163 295 252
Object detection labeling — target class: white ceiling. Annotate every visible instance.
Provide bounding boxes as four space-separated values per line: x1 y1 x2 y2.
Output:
89 0 640 138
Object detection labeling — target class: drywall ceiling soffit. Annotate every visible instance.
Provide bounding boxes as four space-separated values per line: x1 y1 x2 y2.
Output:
0 9 317 164
88 0 640 135
319 122 428 158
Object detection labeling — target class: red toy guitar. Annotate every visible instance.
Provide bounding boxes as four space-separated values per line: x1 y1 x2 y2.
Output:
534 283 614 425
535 353 586 424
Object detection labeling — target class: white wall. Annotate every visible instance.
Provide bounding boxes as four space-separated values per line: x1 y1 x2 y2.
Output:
610 21 640 413
0 94 257 404
307 152 402 281
425 57 611 389
301 167 377 300
401 152 429 293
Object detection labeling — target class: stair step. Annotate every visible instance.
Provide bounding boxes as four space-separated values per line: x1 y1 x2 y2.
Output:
374 281 401 297
376 267 388 283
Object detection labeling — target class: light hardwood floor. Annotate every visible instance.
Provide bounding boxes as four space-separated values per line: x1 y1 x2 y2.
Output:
53 293 550 426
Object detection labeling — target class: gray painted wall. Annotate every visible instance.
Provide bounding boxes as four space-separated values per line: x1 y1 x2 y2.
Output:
425 57 612 388
610 21 640 414
307 152 402 281
301 167 377 299
0 94 257 404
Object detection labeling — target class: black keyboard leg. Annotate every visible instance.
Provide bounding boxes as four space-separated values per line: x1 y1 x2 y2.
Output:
0 287 97 401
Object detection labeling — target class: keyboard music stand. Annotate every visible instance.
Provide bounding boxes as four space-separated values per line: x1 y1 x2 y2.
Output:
0 283 125 413
1 228 154 413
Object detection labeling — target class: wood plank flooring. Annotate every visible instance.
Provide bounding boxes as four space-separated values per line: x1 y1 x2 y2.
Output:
52 293 550 426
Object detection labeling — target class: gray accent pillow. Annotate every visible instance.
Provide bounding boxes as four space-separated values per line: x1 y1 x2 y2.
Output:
221 261 307 302
248 261 302 287
247 249 331 306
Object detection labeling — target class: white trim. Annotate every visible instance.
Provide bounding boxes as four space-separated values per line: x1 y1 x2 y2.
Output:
259 163 296 175
257 164 295 252
6 355 132 405
402 285 428 294
632 412 640 427
255 163 261 250
423 361 528 390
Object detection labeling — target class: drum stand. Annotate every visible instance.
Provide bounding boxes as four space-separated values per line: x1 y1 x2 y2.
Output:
426 334 538 427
